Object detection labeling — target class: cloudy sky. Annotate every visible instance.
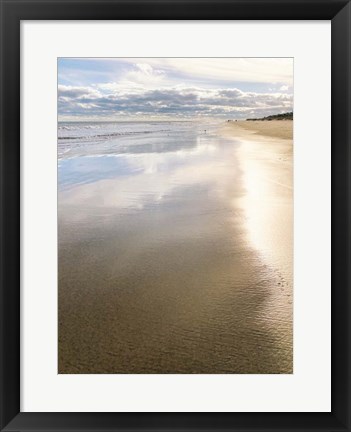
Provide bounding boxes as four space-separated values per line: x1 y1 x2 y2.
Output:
58 58 293 121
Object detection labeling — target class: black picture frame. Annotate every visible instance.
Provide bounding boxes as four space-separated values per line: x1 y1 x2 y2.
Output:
0 0 350 430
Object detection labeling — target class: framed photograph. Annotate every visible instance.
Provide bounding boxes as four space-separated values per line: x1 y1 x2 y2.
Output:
0 0 349 431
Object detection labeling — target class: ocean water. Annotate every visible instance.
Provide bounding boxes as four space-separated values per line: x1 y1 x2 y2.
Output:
58 121 207 158
58 121 292 374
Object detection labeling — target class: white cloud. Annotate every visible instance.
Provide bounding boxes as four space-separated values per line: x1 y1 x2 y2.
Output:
58 83 293 120
97 63 169 94
117 58 293 86
58 85 102 99
58 59 293 120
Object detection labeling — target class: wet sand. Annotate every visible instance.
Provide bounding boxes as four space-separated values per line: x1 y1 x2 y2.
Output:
58 122 293 374
223 120 293 368
223 120 293 280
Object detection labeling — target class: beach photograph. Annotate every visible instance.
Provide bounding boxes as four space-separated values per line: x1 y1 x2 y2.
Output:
58 58 293 374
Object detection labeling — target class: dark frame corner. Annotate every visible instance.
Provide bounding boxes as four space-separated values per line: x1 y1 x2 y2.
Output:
1 1 350 431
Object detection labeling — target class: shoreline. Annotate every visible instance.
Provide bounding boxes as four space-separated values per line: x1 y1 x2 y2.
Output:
221 119 293 343
222 119 293 278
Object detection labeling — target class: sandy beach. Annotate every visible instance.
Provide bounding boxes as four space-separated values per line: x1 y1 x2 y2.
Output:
224 120 293 283
58 120 293 374
225 119 293 140
224 120 293 345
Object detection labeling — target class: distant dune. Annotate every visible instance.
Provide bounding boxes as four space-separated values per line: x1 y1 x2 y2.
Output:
246 112 293 121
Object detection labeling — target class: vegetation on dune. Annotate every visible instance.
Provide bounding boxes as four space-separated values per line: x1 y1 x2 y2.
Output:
245 112 293 121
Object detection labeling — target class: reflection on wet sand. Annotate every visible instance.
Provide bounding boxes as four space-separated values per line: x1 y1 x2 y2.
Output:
58 123 292 374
